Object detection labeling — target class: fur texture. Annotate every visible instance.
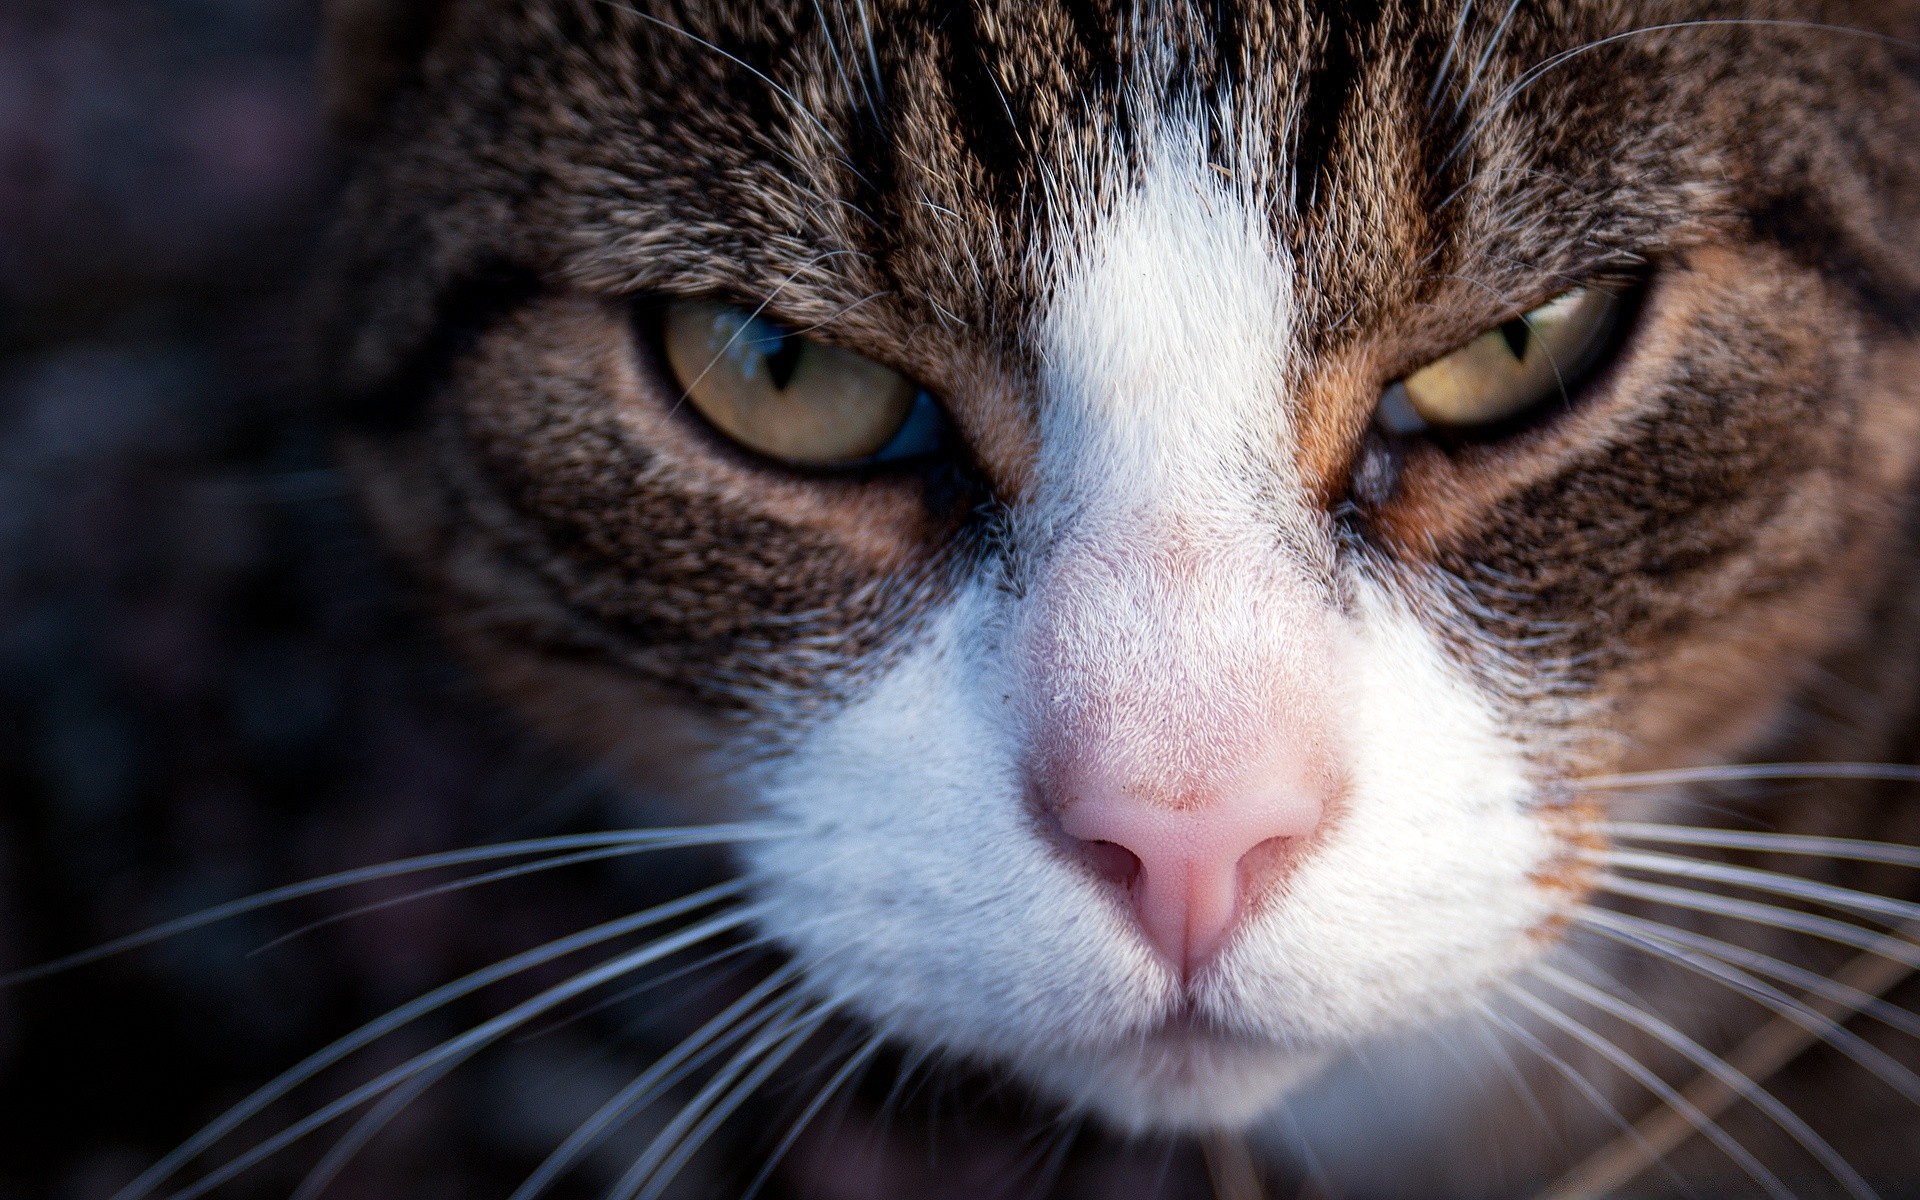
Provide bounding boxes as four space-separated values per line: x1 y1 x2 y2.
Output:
318 1 1920 1194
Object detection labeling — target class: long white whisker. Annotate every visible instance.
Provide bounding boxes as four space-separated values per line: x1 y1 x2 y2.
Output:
1425 0 1477 111
254 843 718 955
288 1059 449 1200
1589 909 1920 1043
638 1006 835 1200
1575 912 1920 1106
160 906 759 1200
1577 762 1920 791
3 826 782 987
508 962 803 1200
1597 875 1920 968
1544 922 1920 1200
1532 963 1877 1200
1599 847 1920 927
850 0 882 110
1472 1001 1687 1197
513 936 769 1046
1454 0 1524 118
1463 1004 1559 1138
808 0 862 117
119 890 751 1200
1503 983 1791 1200
608 996 832 1200
738 1028 886 1200
1605 823 1920 870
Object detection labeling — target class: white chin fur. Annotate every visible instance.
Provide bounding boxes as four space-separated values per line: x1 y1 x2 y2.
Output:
1026 1036 1336 1134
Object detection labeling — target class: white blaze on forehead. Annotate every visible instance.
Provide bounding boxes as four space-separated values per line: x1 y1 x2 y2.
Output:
1021 115 1334 807
1036 117 1297 512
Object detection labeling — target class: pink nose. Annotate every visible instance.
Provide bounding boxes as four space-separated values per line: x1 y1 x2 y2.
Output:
1057 775 1323 978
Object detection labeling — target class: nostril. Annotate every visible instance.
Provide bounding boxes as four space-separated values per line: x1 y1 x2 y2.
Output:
1236 835 1300 901
1075 838 1142 885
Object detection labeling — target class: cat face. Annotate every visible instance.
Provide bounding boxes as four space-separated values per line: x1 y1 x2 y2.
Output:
321 0 1920 1134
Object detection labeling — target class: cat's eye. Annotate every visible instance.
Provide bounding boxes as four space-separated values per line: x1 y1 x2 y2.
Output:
1377 286 1628 435
659 300 943 467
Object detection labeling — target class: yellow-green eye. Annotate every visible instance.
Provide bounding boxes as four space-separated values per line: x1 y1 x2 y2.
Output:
660 300 942 467
1377 286 1627 435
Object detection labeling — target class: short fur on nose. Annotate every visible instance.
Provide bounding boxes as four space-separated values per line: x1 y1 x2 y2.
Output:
1057 764 1324 978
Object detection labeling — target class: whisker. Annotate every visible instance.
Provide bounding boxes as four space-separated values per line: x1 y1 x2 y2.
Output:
1462 1007 1559 1143
808 0 862 117
850 0 882 110
1574 911 1920 1106
163 907 760 1200
1597 848 1920 928
1502 983 1791 1200
1576 762 1920 791
508 962 804 1200
118 890 753 1200
738 1028 887 1200
3 825 781 986
1425 0 1477 112
513 934 771 1046
1588 909 1920 1043
253 843 720 955
1531 963 1876 1200
1597 874 1920 969
1541 916 1920 1200
1605 823 1920 870
1472 1001 1689 1197
737 1021 887 1198
1203 1130 1266 1200
608 997 834 1200
641 1006 837 1200
288 1059 448 1200
1454 0 1525 119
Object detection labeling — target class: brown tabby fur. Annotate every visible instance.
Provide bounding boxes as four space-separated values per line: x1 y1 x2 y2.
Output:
318 0 1920 1194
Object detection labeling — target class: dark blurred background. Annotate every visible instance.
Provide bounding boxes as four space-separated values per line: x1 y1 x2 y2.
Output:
0 4 715 1196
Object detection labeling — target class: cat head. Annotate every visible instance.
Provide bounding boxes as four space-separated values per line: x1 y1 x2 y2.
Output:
318 0 1920 1132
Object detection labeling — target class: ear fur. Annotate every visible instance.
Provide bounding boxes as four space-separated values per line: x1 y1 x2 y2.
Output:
321 0 452 136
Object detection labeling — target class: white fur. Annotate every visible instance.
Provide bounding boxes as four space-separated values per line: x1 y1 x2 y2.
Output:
740 108 1563 1136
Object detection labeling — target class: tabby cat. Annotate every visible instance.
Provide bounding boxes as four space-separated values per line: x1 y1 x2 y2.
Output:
252 0 1920 1194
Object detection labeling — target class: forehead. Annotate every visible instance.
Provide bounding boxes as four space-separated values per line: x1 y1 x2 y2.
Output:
494 0 1708 302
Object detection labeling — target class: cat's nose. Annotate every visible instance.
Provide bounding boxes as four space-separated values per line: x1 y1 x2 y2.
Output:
1054 766 1324 979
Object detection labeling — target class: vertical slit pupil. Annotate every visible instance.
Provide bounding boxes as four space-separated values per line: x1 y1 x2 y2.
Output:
1499 318 1532 360
763 332 805 390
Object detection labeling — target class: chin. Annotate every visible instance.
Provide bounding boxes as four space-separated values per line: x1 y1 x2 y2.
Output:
1024 1029 1336 1135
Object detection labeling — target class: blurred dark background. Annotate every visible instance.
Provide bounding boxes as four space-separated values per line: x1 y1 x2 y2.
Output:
0 4 718 1196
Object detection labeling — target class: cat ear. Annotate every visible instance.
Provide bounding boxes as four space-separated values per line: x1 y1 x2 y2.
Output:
321 0 452 136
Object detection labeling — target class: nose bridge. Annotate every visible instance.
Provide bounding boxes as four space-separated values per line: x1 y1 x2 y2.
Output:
1026 509 1327 797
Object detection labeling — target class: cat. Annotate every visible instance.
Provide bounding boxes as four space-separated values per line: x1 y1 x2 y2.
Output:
163 0 1920 1195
